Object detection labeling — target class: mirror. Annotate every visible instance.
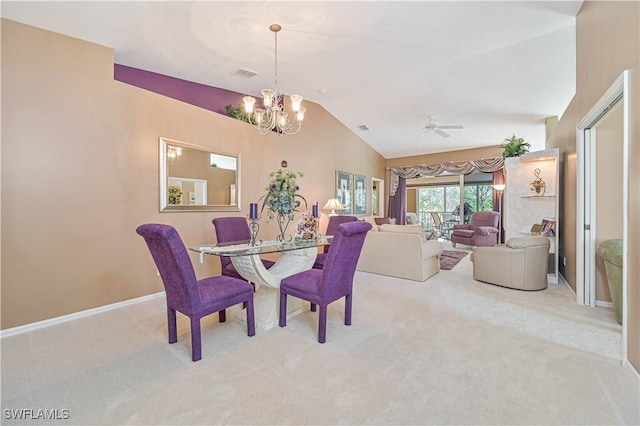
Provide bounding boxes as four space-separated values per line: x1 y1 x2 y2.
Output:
159 137 240 212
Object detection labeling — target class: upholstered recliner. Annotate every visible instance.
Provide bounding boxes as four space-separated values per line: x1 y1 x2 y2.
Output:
450 211 500 248
470 236 550 291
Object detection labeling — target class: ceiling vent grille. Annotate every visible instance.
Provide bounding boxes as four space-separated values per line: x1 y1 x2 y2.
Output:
231 68 259 79
358 125 370 131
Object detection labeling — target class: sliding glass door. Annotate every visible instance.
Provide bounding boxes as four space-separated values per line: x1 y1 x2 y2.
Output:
412 171 494 232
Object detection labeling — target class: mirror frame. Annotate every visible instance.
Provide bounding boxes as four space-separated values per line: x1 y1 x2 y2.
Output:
159 137 241 212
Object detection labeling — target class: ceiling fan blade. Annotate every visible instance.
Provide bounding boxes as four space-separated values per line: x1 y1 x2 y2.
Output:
438 125 464 129
415 129 430 138
434 128 450 138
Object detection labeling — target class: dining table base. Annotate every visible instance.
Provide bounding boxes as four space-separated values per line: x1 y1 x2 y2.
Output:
231 246 318 330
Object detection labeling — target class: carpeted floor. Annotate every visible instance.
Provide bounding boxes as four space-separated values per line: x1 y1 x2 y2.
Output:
1 243 637 425
439 249 469 270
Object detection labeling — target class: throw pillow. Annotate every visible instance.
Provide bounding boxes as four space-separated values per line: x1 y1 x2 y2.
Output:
374 217 391 225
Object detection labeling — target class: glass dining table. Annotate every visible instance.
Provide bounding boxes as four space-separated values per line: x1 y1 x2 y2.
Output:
190 236 332 330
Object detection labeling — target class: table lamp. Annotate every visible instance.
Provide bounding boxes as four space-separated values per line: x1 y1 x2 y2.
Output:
322 198 345 216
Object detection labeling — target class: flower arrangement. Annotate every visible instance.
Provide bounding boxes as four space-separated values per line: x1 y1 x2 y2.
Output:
260 160 307 219
168 186 182 205
260 160 307 241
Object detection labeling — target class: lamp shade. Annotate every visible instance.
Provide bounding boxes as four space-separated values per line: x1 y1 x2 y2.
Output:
322 198 344 211
322 198 345 216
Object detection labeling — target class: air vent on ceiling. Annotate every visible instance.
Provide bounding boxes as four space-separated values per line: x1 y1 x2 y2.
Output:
231 68 259 79
358 125 370 131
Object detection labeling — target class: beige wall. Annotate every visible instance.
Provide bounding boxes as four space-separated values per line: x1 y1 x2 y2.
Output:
546 1 640 369
0 19 385 329
386 146 503 168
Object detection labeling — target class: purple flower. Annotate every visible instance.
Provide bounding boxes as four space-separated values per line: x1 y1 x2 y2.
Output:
270 184 276 191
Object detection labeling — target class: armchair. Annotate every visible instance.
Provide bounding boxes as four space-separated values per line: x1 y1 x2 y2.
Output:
470 236 550 291
450 211 500 248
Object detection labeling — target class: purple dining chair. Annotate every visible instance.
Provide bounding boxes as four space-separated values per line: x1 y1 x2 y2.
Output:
212 217 275 280
312 215 358 269
279 221 372 343
136 223 255 362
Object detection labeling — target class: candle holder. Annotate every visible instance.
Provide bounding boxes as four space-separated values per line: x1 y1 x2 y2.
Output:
246 214 262 246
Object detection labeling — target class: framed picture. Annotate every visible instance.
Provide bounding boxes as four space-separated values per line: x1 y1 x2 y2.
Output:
354 174 366 215
336 170 352 214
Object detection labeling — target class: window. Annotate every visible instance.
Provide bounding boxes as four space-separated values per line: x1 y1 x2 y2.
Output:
413 171 494 230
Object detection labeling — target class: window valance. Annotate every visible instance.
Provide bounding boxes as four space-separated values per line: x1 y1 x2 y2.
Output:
389 157 504 196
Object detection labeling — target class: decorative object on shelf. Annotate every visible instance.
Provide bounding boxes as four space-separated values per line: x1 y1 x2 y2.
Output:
541 218 555 236
168 185 182 205
247 203 262 246
243 24 306 136
295 212 319 240
312 202 319 218
260 160 306 241
530 168 546 195
530 224 543 235
501 135 531 158
322 198 345 216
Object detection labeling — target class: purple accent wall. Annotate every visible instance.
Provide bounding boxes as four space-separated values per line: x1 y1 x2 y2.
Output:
114 64 245 115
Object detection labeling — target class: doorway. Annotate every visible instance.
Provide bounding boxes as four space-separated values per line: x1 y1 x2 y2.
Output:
576 71 629 363
371 177 385 217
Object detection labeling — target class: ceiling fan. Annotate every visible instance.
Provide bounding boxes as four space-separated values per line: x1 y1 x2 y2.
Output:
420 115 464 138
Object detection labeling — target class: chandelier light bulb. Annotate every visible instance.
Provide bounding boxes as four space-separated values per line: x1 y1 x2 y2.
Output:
296 106 306 122
243 96 256 114
290 94 303 112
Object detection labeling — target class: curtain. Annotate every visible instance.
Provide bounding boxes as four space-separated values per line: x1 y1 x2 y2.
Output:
388 176 406 225
388 157 505 229
389 157 504 179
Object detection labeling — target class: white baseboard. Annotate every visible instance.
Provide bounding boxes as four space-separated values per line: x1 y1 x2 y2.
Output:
0 292 165 339
625 359 640 381
559 273 574 293
596 300 614 308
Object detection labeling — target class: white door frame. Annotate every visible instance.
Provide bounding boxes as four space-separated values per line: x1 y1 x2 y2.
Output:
576 71 629 364
371 177 385 217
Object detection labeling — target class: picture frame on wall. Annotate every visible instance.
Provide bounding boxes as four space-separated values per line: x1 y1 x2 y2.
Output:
354 174 366 215
336 170 352 214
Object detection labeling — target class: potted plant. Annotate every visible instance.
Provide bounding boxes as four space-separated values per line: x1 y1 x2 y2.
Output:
501 135 531 158
225 104 250 123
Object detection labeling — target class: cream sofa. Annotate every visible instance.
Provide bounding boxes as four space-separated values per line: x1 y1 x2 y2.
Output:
356 223 444 281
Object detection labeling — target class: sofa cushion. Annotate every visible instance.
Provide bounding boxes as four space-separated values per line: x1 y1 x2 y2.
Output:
452 229 475 238
378 224 426 241
374 217 391 225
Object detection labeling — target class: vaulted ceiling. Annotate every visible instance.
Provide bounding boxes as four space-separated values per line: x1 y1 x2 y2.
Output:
2 1 582 158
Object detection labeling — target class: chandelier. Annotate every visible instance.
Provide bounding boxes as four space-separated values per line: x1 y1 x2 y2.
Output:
243 24 306 136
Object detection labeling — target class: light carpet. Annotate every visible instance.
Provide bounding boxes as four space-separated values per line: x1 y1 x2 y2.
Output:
1 245 638 425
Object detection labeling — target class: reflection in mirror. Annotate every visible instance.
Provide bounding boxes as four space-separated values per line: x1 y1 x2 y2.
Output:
159 137 240 212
